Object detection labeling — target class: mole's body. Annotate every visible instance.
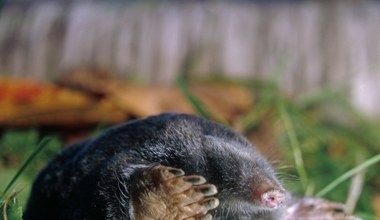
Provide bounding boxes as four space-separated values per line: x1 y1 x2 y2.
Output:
24 113 286 220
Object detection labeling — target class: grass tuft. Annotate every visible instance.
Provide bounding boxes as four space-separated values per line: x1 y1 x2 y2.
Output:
1 138 51 199
1 137 52 220
278 103 309 194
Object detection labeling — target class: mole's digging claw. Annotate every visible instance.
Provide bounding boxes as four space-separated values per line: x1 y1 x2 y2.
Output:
196 185 218 197
183 176 207 185
134 165 219 220
161 167 185 180
199 197 220 210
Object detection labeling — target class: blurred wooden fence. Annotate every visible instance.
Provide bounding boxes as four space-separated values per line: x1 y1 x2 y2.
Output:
1 1 380 117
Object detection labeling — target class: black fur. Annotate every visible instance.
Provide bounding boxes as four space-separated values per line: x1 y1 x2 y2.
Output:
24 113 284 220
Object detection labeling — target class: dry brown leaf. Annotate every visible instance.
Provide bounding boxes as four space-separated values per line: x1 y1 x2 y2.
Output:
111 85 194 117
111 83 253 122
0 78 126 127
1 75 253 128
57 68 254 122
59 69 253 122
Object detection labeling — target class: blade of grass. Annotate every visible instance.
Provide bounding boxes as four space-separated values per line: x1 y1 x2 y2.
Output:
0 137 51 199
316 153 380 197
279 103 309 194
176 76 228 125
176 76 211 119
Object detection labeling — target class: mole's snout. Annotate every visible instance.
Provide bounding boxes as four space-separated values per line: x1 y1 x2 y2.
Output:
261 189 287 209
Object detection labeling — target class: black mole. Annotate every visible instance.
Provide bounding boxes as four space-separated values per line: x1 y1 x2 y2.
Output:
24 113 286 220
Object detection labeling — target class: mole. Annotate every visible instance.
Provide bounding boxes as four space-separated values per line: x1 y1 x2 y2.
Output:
24 113 287 220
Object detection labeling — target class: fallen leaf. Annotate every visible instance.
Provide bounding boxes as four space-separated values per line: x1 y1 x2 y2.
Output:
0 78 126 128
57 69 253 122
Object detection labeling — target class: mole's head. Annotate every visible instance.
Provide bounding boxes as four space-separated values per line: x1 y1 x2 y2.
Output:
202 135 287 218
154 113 287 217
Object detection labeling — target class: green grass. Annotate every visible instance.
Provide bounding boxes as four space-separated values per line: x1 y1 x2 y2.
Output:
1 138 51 199
316 153 380 198
278 103 309 194
0 131 61 220
176 75 229 125
0 169 30 208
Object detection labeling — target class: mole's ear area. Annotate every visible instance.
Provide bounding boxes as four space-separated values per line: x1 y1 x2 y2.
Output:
130 165 219 220
249 177 287 209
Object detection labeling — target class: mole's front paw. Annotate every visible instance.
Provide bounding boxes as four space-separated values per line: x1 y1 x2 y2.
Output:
131 166 219 220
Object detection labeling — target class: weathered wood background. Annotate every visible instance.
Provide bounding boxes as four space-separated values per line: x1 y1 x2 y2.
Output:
1 1 380 117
